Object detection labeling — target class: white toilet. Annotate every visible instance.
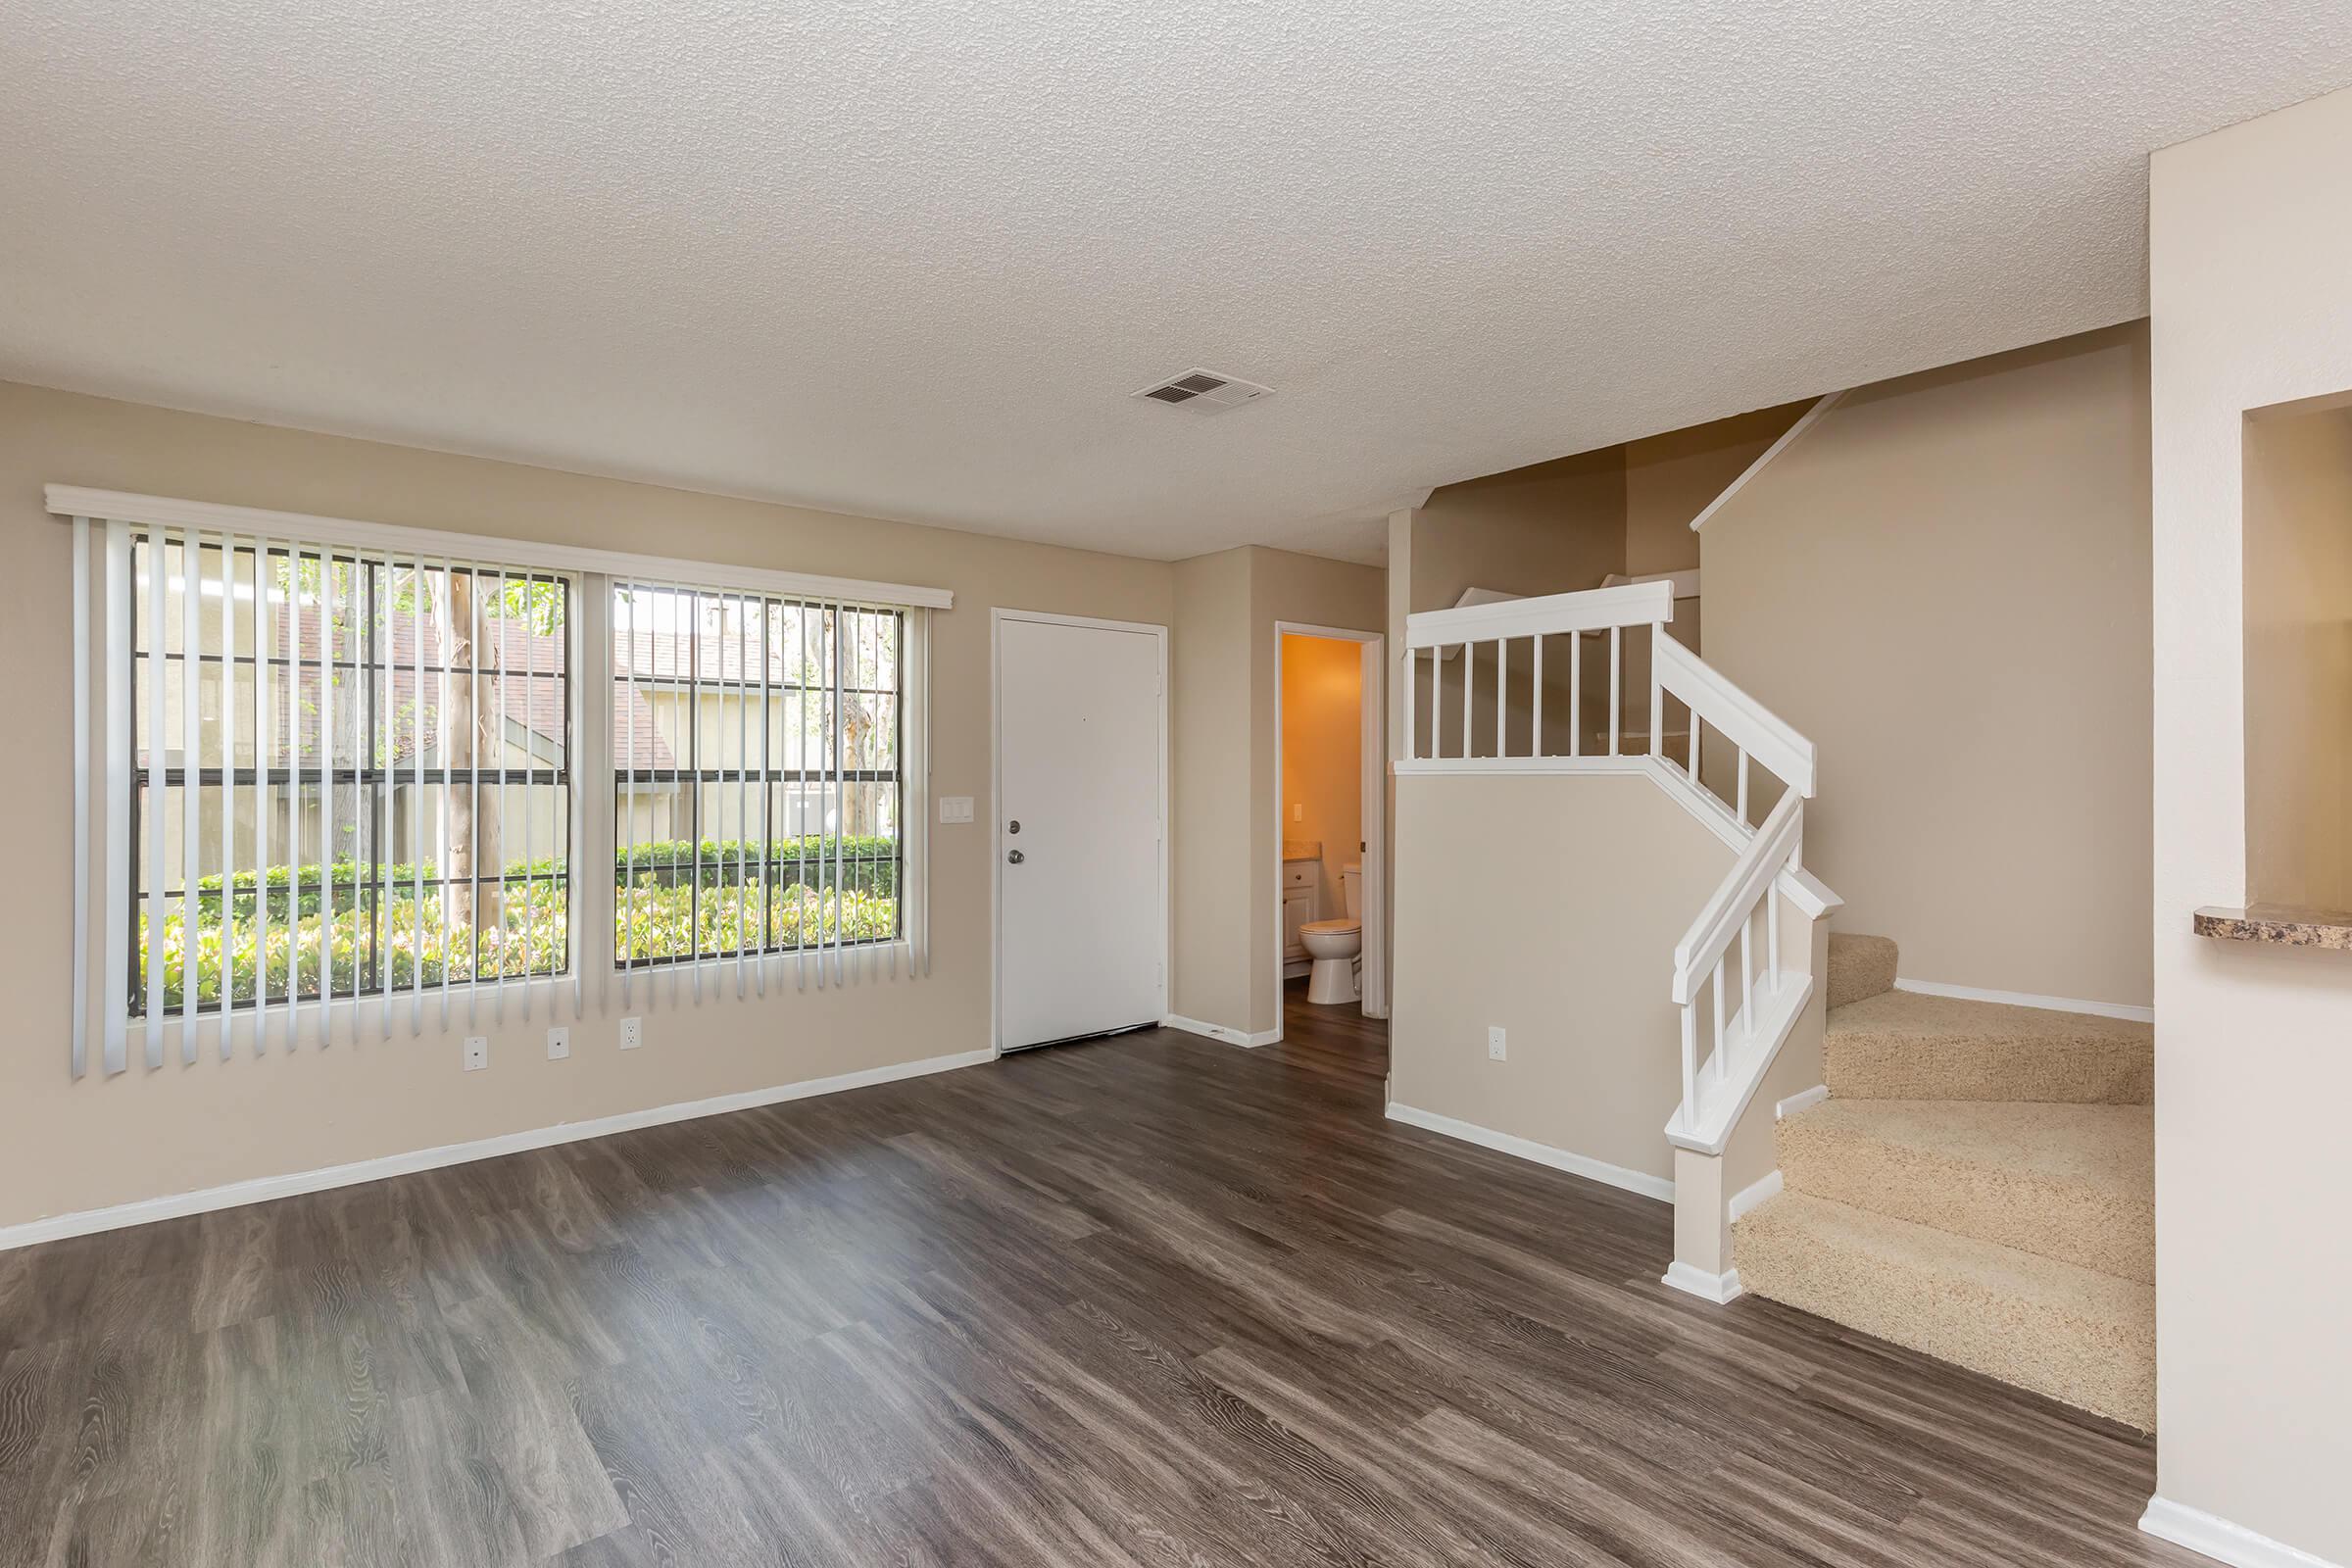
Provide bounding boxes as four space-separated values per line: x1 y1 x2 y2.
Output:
1299 863 1362 1004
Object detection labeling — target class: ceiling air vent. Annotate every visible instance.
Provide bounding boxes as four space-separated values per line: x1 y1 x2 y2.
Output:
1131 368 1273 413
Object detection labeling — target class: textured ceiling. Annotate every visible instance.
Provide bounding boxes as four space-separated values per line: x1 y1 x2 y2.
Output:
5 3 2351 564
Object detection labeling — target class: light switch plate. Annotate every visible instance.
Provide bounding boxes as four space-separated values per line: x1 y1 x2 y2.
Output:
939 796 974 824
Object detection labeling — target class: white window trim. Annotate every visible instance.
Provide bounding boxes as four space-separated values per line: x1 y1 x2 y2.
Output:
53 487 950 1077
47 486 956 612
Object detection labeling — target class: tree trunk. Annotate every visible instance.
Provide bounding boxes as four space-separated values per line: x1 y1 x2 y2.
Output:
441 570 503 969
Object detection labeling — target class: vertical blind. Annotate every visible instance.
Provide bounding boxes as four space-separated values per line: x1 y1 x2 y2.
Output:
93 521 582 1073
612 580 920 1002
58 489 947 1078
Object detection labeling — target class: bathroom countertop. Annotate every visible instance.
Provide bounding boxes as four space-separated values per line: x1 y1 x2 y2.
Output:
1283 840 1322 862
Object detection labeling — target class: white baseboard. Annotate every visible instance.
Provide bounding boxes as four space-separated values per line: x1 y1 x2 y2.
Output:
1662 1261 1744 1303
1776 1084 1829 1119
1728 1168 1784 1223
1384 1102 1676 1202
1895 976 2154 1024
2140 1496 2343 1568
0 1047 995 1253
1161 1014 1281 1049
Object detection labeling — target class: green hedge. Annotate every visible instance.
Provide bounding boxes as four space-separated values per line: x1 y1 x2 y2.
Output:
189 835 900 916
140 878 897 1012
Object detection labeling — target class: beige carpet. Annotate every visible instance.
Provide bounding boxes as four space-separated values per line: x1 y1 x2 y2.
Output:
1825 989 2153 1104
1776 1099 2154 1284
1738 1193 2156 1430
1826 932 1898 1009
1738 933 2157 1430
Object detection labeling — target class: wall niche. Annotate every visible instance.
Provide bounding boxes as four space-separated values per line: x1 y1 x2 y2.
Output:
2242 391 2352 913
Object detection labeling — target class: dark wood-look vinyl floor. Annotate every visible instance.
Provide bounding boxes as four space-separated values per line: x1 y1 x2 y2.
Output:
0 983 2196 1567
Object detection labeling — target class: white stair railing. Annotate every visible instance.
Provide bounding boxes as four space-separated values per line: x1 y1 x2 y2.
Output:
1397 584 1829 1157
1666 788 1811 1152
1399 579 1673 763
1651 630 1820 1152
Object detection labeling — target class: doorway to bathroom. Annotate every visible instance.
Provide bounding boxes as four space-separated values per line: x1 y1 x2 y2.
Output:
1273 624 1387 1049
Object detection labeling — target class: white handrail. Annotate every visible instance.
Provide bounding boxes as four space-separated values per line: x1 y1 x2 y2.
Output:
1652 632 1816 799
1672 789 1800 1005
1405 579 1672 648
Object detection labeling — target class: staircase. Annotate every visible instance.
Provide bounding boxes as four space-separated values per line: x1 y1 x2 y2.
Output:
1736 934 2156 1430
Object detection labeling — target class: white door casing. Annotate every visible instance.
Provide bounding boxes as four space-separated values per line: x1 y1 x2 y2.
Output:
1270 623 1388 1034
994 611 1167 1051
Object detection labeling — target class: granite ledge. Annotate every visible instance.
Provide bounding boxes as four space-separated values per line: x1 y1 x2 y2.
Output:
2193 905 2352 951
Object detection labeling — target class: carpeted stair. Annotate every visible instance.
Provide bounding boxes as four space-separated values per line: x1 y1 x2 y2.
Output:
1737 933 2156 1429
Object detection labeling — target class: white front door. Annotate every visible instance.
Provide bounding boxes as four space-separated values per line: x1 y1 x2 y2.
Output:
997 613 1164 1051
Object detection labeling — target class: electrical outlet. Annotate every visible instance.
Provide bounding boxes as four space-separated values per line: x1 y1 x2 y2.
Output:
463 1036 489 1071
546 1026 570 1060
1487 1025 1506 1061
619 1016 644 1051
939 796 973 823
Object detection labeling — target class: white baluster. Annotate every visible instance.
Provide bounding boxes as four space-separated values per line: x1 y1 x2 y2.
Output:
1569 629 1582 758
1680 1003 1697 1127
1460 640 1472 760
1649 632 1662 760
1711 958 1727 1086
1607 626 1621 758
1737 749 1750 825
1496 634 1507 757
1740 910 1753 1038
1530 637 1544 759
1431 644 1444 760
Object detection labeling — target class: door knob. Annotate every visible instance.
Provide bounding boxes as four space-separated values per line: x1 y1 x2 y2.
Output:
1007 849 1025 864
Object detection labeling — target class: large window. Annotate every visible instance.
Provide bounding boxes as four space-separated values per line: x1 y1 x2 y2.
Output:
127 535 572 1020
57 489 945 1077
612 585 903 970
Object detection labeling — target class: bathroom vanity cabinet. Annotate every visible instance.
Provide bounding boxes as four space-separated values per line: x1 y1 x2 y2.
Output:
1282 856 1317 971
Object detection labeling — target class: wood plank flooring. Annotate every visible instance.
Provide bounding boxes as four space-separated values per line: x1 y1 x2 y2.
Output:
0 984 2198 1566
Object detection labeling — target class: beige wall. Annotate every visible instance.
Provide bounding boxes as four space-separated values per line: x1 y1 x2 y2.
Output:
1408 447 1627 613
1619 400 1807 708
1389 771 1728 1185
1701 323 2155 1008
2240 402 2352 911
1170 547 1255 1031
0 379 1179 1230
2149 85 2352 1567
1279 633 1363 913
1169 545 1384 1037
1406 448 1626 758
1248 548 1386 1034
1390 769 1824 1270
1623 403 1807 580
